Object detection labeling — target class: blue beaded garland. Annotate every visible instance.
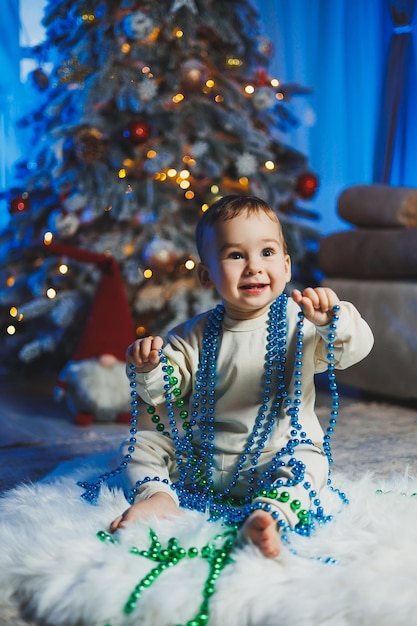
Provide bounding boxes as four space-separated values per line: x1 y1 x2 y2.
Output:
79 297 347 532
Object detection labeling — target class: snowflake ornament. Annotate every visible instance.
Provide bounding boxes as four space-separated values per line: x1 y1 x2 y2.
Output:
190 140 209 158
122 11 155 40
252 86 275 111
236 152 257 176
138 78 158 103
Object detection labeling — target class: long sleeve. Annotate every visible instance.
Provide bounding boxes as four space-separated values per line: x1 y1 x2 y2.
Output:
121 430 180 505
312 301 374 372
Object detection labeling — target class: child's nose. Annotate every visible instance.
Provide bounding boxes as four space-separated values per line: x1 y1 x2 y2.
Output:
245 259 263 275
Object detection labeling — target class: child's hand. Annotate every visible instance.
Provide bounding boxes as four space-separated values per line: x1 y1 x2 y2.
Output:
126 335 164 373
291 287 340 326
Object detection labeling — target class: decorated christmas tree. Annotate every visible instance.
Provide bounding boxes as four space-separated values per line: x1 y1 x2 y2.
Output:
0 0 319 374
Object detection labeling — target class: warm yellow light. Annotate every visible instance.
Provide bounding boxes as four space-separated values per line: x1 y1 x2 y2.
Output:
147 150 157 158
58 264 69 274
201 203 209 212
82 13 95 22
239 177 249 187
244 85 255 94
123 158 134 167
185 190 194 199
155 172 167 181
179 180 190 189
210 184 219 194
121 43 131 54
206 79 215 88
175 29 183 38
276 92 284 100
9 307 17 317
214 95 224 103
226 56 243 67
179 169 190 179
123 242 135 256
183 155 196 166
118 168 127 178
136 325 146 336
265 160 275 170
6 325 16 335
46 288 57 299
270 78 280 87
172 93 185 103
184 259 196 271
43 231 53 244
6 276 15 287
142 66 151 74
144 269 153 279
167 168 177 177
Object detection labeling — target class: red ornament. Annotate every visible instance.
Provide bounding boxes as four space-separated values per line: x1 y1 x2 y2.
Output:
9 193 30 215
125 120 150 144
294 172 319 200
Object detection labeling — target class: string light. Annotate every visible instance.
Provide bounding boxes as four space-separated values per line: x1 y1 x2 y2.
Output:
184 190 194 199
244 85 254 95
172 93 184 103
44 231 53 245
9 307 18 317
6 325 16 335
6 276 15 287
143 269 153 279
184 259 195 270
46 288 57 299
121 43 130 54
118 168 127 178
210 184 219 194
264 161 275 170
58 264 69 274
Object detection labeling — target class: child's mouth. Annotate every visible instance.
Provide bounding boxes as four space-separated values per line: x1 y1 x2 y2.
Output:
240 283 268 293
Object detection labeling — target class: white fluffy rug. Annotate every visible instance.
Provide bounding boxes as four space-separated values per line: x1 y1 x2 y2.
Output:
1 457 417 626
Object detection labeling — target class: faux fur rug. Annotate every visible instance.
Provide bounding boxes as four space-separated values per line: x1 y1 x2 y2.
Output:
1 457 417 626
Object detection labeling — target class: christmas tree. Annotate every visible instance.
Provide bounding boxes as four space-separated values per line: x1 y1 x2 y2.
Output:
0 0 319 374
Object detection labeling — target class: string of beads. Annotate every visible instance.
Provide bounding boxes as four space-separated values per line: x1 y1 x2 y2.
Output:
81 295 346 626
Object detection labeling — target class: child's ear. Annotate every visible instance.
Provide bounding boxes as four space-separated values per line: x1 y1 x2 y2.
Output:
197 263 213 289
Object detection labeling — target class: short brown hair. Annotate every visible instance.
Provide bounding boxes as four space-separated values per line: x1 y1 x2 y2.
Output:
195 194 287 261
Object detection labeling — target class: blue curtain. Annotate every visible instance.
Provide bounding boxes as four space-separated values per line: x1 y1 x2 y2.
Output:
373 0 417 185
254 0 387 234
0 0 22 228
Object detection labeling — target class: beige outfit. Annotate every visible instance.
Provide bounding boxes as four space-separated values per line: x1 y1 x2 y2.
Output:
122 298 373 527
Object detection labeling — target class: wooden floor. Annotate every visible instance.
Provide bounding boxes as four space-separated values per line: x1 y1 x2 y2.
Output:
1 371 417 497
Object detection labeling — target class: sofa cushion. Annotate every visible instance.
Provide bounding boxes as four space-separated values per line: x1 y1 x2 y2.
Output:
318 228 417 278
338 184 417 228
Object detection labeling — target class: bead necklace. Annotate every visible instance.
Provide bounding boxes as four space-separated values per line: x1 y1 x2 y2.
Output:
86 296 344 626
79 295 344 523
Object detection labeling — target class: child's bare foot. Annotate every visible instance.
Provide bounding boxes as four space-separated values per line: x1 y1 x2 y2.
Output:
110 492 179 532
241 509 281 557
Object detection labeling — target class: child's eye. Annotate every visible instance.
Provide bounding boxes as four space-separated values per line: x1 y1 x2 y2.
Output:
262 248 275 257
228 251 244 259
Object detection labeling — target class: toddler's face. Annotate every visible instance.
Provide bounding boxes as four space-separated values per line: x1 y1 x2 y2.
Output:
198 211 291 319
